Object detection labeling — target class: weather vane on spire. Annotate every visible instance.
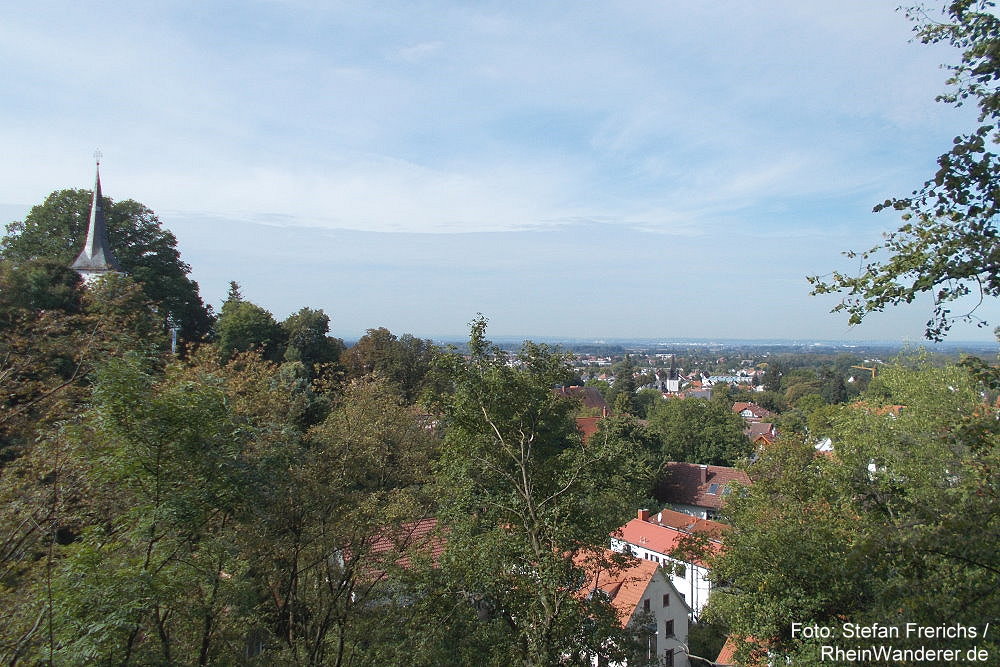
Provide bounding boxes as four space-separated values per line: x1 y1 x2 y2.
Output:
94 148 102 166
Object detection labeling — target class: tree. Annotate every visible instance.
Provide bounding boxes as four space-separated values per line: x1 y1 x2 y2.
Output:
281 307 345 378
342 327 437 403
647 398 750 466
431 318 653 665
606 355 638 415
2 189 212 342
242 375 438 665
809 1 1000 340
214 296 284 362
0 264 165 462
706 359 1000 663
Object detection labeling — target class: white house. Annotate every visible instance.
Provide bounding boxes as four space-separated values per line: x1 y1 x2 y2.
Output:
610 509 725 620
581 552 691 667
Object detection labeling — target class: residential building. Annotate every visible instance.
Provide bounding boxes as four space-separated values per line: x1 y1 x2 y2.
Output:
655 463 751 520
581 552 691 667
731 402 773 423
610 509 726 620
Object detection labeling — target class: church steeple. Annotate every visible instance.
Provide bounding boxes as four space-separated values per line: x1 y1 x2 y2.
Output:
71 151 121 281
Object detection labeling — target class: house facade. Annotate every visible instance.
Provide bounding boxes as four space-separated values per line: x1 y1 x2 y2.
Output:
582 553 691 667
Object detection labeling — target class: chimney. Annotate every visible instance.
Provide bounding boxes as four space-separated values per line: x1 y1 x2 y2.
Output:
657 511 662 523
699 464 708 484
638 509 650 522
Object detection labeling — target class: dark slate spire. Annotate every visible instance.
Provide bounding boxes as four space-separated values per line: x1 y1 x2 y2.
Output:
71 152 121 280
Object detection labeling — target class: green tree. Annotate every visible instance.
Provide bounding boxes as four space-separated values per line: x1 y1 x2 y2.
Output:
243 375 438 664
44 353 251 664
214 297 284 362
432 318 653 666
2 189 212 342
342 327 437 403
0 266 165 462
809 1 1000 340
281 307 345 378
647 398 750 466
606 355 638 415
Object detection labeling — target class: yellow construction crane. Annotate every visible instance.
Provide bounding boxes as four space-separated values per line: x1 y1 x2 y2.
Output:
851 364 877 379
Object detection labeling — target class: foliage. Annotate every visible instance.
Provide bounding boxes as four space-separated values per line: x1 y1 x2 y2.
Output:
214 296 285 362
342 327 438 403
707 359 1000 663
647 398 751 466
809 0 1000 339
2 189 212 342
240 374 438 664
281 306 345 379
0 264 165 462
606 355 638 415
431 318 654 666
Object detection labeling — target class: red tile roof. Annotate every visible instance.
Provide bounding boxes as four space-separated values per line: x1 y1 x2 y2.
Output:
655 462 750 511
576 416 603 444
369 517 444 567
732 402 773 420
746 422 777 443
576 551 660 625
617 516 723 567
715 636 738 665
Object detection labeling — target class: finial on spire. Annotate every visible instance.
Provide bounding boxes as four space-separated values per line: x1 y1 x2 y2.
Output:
94 148 102 167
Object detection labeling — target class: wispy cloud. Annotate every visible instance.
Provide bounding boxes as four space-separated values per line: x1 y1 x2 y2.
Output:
2 1 992 339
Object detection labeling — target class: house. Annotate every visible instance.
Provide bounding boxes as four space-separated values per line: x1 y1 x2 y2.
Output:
655 463 751 520
555 385 611 415
580 551 691 667
745 422 777 447
731 402 773 423
610 509 726 620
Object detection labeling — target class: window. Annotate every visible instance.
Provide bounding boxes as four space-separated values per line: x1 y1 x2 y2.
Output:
664 619 674 638
643 599 650 612
664 650 674 666
662 593 670 607
707 483 720 494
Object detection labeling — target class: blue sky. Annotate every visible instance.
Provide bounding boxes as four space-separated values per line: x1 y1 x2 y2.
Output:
2 1 997 341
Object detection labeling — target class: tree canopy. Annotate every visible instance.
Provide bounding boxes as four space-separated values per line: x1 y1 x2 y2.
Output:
647 397 750 466
809 0 1000 340
431 318 655 665
707 358 1000 663
2 189 212 342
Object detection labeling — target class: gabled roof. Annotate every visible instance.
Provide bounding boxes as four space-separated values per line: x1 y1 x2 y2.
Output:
554 385 609 413
746 422 777 443
648 507 728 540
616 516 724 567
369 517 444 568
71 161 121 275
656 462 751 511
732 402 773 420
576 551 689 625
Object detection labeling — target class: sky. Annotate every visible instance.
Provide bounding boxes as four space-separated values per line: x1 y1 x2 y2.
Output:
2 0 998 342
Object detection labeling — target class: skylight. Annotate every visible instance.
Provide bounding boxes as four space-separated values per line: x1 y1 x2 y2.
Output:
707 483 720 494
